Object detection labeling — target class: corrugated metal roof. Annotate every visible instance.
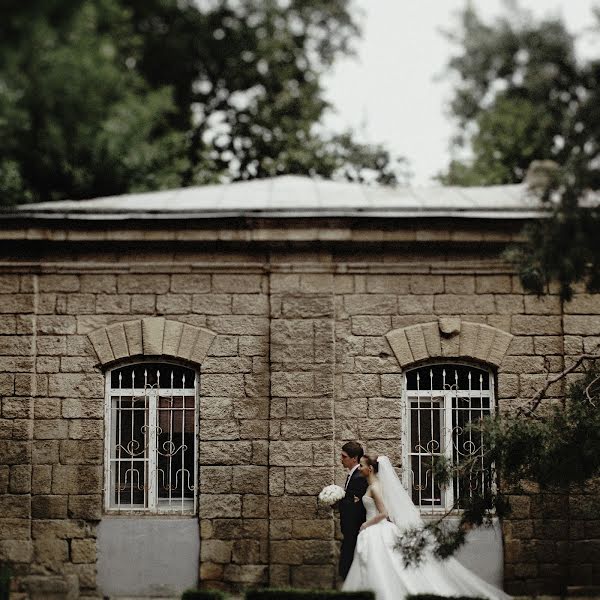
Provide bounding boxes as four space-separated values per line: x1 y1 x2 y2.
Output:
6 175 545 220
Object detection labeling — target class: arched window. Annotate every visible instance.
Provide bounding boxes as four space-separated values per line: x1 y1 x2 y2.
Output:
402 363 495 511
104 362 198 514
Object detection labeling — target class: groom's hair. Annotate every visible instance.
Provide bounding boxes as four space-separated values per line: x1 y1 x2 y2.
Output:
342 441 364 459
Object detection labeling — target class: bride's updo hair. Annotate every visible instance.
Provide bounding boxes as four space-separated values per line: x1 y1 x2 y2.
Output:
362 454 379 473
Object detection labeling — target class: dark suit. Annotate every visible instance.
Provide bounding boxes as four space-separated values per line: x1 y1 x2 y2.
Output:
338 467 368 579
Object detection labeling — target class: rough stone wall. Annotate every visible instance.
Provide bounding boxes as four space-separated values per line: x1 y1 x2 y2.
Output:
1 255 600 598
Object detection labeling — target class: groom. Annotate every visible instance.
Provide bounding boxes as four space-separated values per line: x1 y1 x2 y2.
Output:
338 441 368 580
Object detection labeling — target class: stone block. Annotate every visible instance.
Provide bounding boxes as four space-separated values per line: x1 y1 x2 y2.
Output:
7 465 29 496
213 275 263 293
409 275 443 294
202 374 245 397
48 374 103 398
31 495 68 519
351 316 391 336
0 336 32 356
444 275 475 294
59 440 103 464
171 274 211 293
0 316 15 335
199 494 242 518
341 374 379 397
190 328 217 364
200 441 253 465
240 495 267 520
68 495 102 520
156 294 191 314
524 295 561 314
0 539 33 563
279 296 332 319
71 539 96 564
0 294 34 313
32 465 52 493
34 420 68 440
0 495 30 518
131 294 155 314
80 274 116 293
39 275 80 292
285 467 332 495
200 466 232 493
0 518 29 540
3 396 33 419
240 419 269 439
61 399 103 419
270 441 313 466
344 294 397 315
192 294 232 315
290 564 334 589
404 324 428 362
123 320 143 356
231 466 269 494
280 420 333 440
161 319 184 357
200 420 239 440
299 274 333 294
68 420 103 440
87 328 114 364
66 294 95 314
202 539 232 564
435 294 495 314
60 357 97 372
271 372 314 397
106 323 128 359
117 274 169 293
564 294 600 314
95 294 131 314
223 564 268 585
495 294 525 315
51 465 102 494
142 316 165 355
512 315 562 335
233 294 270 315
385 329 413 368
475 275 512 293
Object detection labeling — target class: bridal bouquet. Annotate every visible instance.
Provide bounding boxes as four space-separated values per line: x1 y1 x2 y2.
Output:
318 484 345 507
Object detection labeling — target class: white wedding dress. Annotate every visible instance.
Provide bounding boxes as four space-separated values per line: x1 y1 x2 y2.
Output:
342 458 511 600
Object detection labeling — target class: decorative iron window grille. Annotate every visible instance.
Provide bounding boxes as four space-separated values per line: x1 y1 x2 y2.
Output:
104 362 198 514
402 363 495 511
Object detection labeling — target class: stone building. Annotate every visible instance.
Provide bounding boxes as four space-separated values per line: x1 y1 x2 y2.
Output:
0 176 599 599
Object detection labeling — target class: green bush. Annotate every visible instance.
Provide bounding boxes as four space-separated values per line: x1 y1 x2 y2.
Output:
181 589 229 600
407 595 487 600
0 562 11 600
245 590 375 600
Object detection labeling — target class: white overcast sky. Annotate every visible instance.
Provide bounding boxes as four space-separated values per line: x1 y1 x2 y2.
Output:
323 1 600 184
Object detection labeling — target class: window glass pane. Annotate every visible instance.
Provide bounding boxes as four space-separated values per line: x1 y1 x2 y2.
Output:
107 363 197 513
405 364 494 509
406 364 490 391
157 396 196 503
111 364 196 389
110 396 148 507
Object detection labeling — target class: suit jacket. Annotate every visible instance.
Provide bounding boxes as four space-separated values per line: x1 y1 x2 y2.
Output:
339 468 368 537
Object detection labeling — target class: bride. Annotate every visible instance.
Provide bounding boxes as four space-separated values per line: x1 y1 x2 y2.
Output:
342 455 511 600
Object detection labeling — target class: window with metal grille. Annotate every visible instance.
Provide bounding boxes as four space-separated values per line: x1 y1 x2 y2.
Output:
104 362 198 514
402 363 495 511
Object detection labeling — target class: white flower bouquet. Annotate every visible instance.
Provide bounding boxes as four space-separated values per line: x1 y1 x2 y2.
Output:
318 484 345 507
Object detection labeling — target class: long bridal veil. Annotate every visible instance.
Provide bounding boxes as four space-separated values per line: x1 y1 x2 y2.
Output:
377 455 422 529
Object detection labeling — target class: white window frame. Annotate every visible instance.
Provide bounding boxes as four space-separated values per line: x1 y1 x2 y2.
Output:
103 359 199 515
401 361 496 514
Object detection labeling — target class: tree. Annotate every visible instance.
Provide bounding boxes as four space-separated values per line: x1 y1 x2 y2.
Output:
0 0 405 206
439 1 600 299
394 3 600 565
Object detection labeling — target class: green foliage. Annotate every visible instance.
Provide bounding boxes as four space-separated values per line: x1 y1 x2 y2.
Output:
439 3 579 186
0 0 404 205
0 562 10 600
440 1 600 299
245 590 375 600
396 365 600 565
181 590 229 600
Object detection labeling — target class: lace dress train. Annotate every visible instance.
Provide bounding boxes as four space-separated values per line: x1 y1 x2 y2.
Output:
343 496 510 600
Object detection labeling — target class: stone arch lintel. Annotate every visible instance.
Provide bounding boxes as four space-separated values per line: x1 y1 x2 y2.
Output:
385 318 512 369
88 317 216 367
